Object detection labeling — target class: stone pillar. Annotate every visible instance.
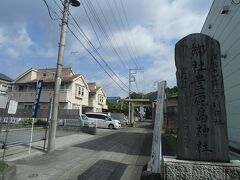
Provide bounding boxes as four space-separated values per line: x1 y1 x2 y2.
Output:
131 102 135 124
175 33 229 162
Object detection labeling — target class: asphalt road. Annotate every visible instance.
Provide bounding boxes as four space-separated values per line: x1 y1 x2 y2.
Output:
12 126 154 180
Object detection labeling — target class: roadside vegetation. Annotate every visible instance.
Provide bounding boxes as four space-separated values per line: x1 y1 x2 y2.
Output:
0 161 8 172
163 133 177 153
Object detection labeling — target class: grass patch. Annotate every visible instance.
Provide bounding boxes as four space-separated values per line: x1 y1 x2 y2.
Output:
0 161 8 172
164 135 177 151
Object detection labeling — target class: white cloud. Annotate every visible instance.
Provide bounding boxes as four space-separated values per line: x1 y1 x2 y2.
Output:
16 27 34 51
0 29 6 44
5 48 20 59
112 26 159 55
36 44 57 59
0 0 212 97
0 26 34 59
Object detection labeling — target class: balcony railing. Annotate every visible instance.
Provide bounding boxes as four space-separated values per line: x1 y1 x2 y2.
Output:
10 90 72 102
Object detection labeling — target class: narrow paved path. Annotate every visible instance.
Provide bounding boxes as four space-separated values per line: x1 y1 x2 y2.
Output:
12 126 153 180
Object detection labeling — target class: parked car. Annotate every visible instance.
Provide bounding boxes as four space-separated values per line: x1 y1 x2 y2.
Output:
85 113 121 129
58 114 96 128
109 113 129 125
80 114 96 128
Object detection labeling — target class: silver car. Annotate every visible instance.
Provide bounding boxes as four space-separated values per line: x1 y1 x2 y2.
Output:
85 113 121 129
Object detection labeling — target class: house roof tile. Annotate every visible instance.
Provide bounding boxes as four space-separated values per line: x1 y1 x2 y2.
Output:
15 74 81 84
0 73 12 82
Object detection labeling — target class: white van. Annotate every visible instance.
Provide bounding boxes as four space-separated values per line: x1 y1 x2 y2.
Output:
85 113 121 129
59 114 96 128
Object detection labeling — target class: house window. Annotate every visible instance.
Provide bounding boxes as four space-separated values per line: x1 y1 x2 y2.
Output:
99 96 104 103
76 86 84 97
24 105 33 109
19 85 26 91
167 106 178 116
81 87 84 96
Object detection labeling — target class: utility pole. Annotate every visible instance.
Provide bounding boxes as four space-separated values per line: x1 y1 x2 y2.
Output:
128 70 131 124
128 68 143 124
48 0 80 152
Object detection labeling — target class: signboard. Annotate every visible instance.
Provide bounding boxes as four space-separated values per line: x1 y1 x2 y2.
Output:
8 100 18 114
150 80 166 173
32 80 43 118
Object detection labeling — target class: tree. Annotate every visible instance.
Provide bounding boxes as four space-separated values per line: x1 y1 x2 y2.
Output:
144 86 178 102
166 86 177 97
129 92 145 99
106 100 129 115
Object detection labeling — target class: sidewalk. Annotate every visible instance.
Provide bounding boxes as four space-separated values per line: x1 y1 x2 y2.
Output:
11 127 152 180
6 128 118 162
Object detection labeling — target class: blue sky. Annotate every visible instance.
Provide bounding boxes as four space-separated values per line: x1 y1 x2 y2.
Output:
0 0 212 97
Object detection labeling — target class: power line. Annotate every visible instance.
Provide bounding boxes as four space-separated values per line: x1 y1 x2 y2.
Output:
69 13 129 89
120 0 142 68
105 0 135 64
53 0 129 88
81 2 102 47
68 27 128 93
42 0 60 20
111 0 140 69
83 0 129 70
43 0 128 93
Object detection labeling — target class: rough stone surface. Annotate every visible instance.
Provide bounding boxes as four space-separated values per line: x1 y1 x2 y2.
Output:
175 33 229 162
164 158 240 180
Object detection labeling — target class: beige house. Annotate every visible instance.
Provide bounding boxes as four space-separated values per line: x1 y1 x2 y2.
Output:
11 68 89 114
0 73 12 95
0 73 12 108
85 82 108 112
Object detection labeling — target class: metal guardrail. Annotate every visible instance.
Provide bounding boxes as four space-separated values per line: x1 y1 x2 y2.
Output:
0 126 46 160
0 108 81 119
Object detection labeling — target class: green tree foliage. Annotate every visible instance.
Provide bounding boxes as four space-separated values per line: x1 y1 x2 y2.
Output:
106 100 128 115
144 86 178 102
106 86 177 117
166 86 177 97
130 92 145 99
144 91 157 102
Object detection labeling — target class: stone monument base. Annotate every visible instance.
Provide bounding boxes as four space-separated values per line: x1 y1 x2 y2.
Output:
164 157 240 180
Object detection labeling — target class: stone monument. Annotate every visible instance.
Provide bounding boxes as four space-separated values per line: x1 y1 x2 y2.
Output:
175 33 229 162
162 33 240 180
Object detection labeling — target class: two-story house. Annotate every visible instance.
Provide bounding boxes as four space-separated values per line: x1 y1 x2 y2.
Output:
0 73 12 108
11 68 89 114
85 82 108 112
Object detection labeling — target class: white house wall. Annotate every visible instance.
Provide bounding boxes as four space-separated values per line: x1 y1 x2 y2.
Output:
11 68 90 113
16 69 37 83
71 77 89 107
202 0 240 144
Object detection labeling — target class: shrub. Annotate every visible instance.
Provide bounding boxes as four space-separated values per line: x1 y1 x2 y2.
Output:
34 119 48 126
0 161 8 172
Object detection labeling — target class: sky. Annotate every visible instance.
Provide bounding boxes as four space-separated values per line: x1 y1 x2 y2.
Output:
0 0 212 98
